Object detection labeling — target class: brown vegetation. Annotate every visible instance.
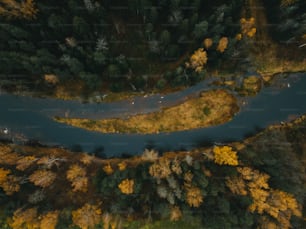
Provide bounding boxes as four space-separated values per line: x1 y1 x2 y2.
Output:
55 89 239 134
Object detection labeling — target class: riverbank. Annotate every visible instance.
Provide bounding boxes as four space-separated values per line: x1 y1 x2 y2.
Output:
54 89 239 134
0 113 305 228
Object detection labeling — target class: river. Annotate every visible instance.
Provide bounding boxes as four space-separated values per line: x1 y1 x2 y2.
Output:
0 72 305 157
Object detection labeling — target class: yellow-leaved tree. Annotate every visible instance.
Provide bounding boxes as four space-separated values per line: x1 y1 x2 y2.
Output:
9 208 39 229
66 164 88 192
29 169 57 188
16 155 37 171
118 179 134 195
217 37 229 53
72 204 102 229
185 186 203 208
40 211 59 229
0 168 20 195
213 146 238 166
185 48 208 73
149 158 172 179
227 166 302 229
0 0 38 20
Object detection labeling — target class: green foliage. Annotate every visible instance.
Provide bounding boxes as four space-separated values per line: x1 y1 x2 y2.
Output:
193 21 209 39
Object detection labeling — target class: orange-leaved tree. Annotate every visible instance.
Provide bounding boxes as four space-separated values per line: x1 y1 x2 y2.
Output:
29 169 57 188
213 145 239 166
40 211 60 229
66 164 88 192
0 167 20 195
118 179 134 195
16 155 37 171
9 207 39 229
0 0 38 20
72 203 102 229
185 48 208 73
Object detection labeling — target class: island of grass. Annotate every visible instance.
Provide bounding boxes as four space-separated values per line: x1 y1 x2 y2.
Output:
54 89 239 134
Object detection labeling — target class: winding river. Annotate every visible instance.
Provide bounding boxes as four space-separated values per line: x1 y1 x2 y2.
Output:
0 72 305 157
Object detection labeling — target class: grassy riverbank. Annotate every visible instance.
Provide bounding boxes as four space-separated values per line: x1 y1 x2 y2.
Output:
0 114 305 228
54 89 239 134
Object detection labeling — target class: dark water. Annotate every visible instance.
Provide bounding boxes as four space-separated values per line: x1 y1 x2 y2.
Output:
0 73 305 157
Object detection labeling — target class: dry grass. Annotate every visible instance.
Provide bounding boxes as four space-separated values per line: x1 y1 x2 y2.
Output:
55 89 239 134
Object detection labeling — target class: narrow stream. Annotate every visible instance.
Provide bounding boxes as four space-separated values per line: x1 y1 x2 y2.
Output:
0 73 305 157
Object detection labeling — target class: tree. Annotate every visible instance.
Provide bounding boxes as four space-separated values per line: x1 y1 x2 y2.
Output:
149 158 172 179
0 168 10 184
72 204 102 229
185 48 208 73
73 16 90 35
9 208 39 229
16 155 37 171
66 164 88 192
0 168 20 195
160 30 171 46
203 38 213 49
0 0 38 20
118 179 134 194
281 0 297 7
216 37 229 53
40 211 59 229
213 146 238 166
193 21 209 39
185 186 203 207
29 169 56 188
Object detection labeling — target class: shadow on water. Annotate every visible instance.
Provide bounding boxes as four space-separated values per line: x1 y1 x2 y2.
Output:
0 72 305 157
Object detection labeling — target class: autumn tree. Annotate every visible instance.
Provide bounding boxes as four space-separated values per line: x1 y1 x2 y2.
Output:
16 155 37 171
0 168 10 184
203 38 213 49
40 211 59 229
185 48 208 73
170 206 182 221
185 186 203 207
9 207 39 229
281 0 297 7
118 179 134 195
102 163 114 175
0 168 20 195
80 153 95 165
29 169 56 188
216 37 229 53
66 164 88 192
239 17 256 38
0 148 19 165
72 203 102 229
229 166 302 229
141 148 159 162
0 0 38 20
149 158 172 179
213 146 239 166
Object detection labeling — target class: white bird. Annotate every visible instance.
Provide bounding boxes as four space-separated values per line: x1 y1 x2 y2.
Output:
160 96 164 99
131 101 135 105
3 128 8 134
287 83 290 88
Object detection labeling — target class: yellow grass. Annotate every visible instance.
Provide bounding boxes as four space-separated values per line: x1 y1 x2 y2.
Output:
55 89 239 134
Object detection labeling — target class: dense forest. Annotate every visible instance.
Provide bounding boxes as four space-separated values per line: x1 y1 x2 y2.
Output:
0 1 305 228
0 115 305 228
0 0 304 96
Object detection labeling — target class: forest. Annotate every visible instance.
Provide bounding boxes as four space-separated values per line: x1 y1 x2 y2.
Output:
0 0 306 228
0 0 304 98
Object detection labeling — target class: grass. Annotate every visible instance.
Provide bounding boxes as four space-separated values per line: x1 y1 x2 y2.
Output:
54 89 239 134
